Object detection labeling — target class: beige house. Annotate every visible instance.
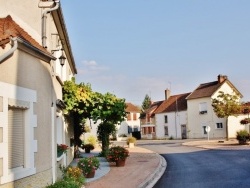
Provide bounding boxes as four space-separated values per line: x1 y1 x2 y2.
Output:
186 75 245 139
0 1 77 187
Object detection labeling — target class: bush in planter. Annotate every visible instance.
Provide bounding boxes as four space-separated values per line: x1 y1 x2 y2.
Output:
48 166 85 188
107 146 129 162
236 130 249 144
126 136 136 145
82 143 95 153
77 156 100 176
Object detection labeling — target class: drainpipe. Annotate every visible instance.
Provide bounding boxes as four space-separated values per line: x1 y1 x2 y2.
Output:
42 0 60 48
0 37 18 63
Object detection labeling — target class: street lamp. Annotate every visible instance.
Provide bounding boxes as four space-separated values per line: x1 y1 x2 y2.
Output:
59 53 66 66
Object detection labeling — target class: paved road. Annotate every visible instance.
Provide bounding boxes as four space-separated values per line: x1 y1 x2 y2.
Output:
138 140 250 188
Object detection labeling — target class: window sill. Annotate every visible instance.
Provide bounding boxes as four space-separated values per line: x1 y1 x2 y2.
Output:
57 153 65 162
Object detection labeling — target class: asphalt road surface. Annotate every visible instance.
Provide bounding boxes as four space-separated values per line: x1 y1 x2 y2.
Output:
138 140 250 188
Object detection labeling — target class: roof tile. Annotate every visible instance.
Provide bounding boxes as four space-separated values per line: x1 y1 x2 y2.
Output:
0 15 49 55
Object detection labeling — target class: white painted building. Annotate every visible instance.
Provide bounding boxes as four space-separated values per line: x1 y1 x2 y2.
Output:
154 90 190 139
0 1 77 187
186 75 244 139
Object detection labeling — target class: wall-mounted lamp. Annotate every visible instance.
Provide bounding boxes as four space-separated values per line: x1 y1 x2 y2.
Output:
59 54 66 66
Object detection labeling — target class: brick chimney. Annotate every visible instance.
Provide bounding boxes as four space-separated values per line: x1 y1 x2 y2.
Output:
218 74 228 83
165 89 171 100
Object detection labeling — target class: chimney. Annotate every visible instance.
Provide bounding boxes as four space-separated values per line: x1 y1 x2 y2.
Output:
165 89 171 100
218 74 228 83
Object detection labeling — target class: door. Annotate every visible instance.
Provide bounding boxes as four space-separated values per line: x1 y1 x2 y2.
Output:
181 124 187 139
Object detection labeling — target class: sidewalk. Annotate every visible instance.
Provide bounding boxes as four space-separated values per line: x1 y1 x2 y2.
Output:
70 145 166 188
182 138 250 150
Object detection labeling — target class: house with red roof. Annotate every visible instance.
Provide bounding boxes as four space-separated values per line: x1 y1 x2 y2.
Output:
116 103 141 139
140 100 163 139
186 75 246 139
0 1 77 187
154 90 191 139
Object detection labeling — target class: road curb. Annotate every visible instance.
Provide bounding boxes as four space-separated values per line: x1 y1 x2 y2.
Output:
138 154 167 188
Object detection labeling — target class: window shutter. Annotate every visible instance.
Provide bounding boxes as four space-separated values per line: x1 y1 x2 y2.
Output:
8 108 24 169
133 113 137 120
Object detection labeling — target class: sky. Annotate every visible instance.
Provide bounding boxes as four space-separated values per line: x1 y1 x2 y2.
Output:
61 1 250 105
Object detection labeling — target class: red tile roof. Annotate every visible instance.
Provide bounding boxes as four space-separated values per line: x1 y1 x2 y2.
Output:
0 15 49 55
186 77 242 100
186 81 222 100
154 93 191 114
126 103 140 113
145 100 164 117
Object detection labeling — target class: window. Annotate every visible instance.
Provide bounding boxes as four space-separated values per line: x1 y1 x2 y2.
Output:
202 126 207 135
164 126 168 136
164 115 168 123
8 107 25 169
199 102 207 114
216 123 223 129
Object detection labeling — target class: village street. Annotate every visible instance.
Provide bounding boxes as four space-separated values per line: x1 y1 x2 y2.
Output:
138 140 250 188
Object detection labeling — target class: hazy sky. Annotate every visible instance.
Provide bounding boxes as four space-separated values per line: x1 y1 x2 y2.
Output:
61 1 250 105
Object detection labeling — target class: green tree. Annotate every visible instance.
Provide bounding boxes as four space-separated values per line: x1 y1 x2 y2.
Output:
91 92 127 156
212 91 241 140
140 94 151 118
63 78 95 147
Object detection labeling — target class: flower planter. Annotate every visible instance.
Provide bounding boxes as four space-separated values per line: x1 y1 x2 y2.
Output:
128 143 134 148
116 159 126 167
85 148 91 153
85 169 95 178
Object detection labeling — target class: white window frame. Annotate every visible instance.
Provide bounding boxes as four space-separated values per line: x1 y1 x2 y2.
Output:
216 123 223 129
199 102 208 114
0 82 37 184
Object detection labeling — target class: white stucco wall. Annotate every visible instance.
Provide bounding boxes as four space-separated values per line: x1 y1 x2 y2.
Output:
187 82 240 139
156 111 187 139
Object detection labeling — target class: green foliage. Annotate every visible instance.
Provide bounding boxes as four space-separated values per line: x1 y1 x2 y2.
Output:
85 135 97 146
77 157 100 176
141 94 151 112
236 130 249 144
126 137 136 145
211 91 241 118
107 146 129 162
212 91 241 140
62 79 127 156
48 165 85 188
46 180 79 188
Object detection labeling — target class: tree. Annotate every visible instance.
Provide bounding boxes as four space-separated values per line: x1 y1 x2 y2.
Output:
63 79 127 157
63 78 95 147
212 91 241 140
140 94 151 118
91 92 127 156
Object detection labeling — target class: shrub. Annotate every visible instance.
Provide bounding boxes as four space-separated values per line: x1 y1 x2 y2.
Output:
236 130 249 144
59 165 85 187
86 135 97 146
107 146 129 162
82 143 95 150
77 156 100 176
126 137 136 145
46 179 79 188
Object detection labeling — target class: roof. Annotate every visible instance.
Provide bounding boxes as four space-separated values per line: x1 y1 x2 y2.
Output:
186 78 242 100
0 15 50 56
154 93 191 114
145 100 164 116
126 103 140 113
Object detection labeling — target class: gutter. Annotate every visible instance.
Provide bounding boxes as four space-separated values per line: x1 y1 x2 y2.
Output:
0 37 17 63
42 0 60 48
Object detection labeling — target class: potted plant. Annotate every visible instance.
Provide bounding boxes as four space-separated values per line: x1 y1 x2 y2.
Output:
236 130 249 145
82 143 95 153
77 156 100 178
126 136 136 148
57 144 69 157
107 146 129 167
